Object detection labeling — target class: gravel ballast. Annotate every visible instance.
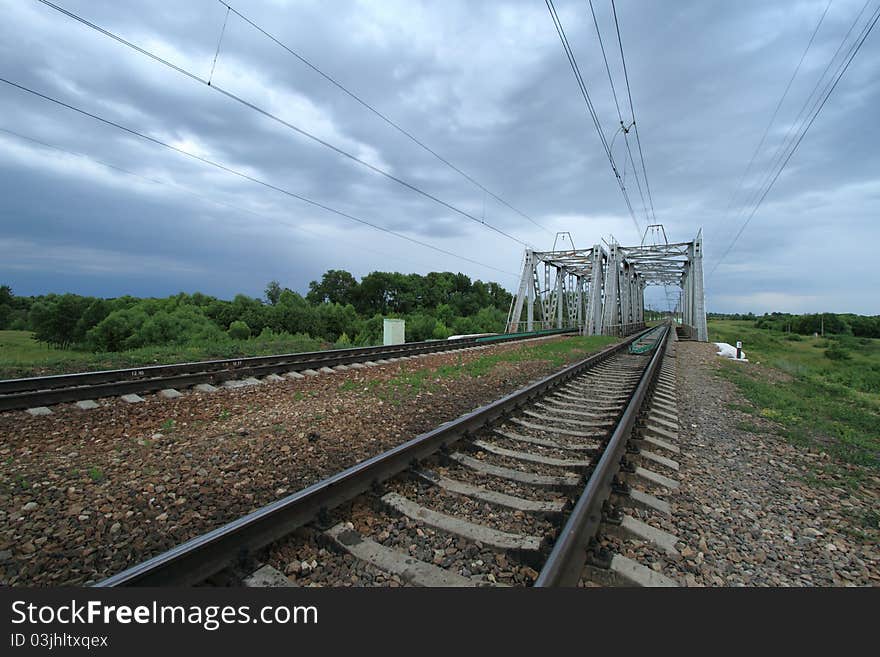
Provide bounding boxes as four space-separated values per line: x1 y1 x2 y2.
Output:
0 335 606 586
659 341 879 587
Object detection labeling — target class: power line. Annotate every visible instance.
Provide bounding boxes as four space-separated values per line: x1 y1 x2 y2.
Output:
207 4 230 86
544 0 642 238
732 0 872 232
33 0 531 248
587 0 651 227
610 0 658 224
709 2 880 279
0 77 519 279
719 0 833 248
0 126 461 276
217 0 554 237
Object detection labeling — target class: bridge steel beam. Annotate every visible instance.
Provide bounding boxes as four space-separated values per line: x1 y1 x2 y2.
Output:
505 229 705 340
586 246 605 335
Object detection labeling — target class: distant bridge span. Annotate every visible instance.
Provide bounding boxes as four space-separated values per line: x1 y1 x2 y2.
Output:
506 227 707 341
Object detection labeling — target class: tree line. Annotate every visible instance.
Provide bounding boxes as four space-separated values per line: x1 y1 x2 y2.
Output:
0 270 513 352
710 311 880 338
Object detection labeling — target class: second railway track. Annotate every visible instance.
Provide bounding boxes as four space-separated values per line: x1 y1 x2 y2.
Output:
97 323 682 587
0 328 574 413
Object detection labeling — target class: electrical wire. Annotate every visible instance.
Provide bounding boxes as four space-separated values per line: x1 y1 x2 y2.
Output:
587 0 651 227
709 2 880 279
719 0 834 248
611 0 658 224
0 126 467 276
732 0 872 233
545 0 642 238
0 77 519 279
32 0 532 248
217 0 554 237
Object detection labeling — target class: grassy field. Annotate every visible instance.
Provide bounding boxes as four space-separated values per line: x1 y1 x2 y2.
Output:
0 330 326 379
708 320 880 489
347 335 620 404
0 330 617 381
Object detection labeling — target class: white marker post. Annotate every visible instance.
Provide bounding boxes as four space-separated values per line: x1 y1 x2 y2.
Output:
736 340 743 360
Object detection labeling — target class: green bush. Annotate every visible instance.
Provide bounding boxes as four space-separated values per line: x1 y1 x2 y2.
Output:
824 343 851 361
3 270 519 354
227 320 251 340
87 308 149 351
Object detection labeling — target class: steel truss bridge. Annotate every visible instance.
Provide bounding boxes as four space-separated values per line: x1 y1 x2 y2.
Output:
506 227 707 341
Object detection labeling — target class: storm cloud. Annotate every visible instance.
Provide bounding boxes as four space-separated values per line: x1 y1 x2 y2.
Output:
1 0 877 313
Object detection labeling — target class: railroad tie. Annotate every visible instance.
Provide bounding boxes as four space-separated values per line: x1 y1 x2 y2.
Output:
613 487 671 516
449 453 581 489
627 465 680 490
604 515 680 556
381 492 544 552
243 564 294 587
493 429 597 452
584 553 678 587
325 523 487 587
635 434 680 455
471 439 592 470
510 417 603 438
416 471 565 514
637 449 680 472
521 409 610 429
533 401 607 419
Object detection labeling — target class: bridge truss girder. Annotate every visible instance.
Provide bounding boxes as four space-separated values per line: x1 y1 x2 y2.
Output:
506 229 707 341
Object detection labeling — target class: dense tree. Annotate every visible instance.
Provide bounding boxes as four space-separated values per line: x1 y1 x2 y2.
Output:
29 294 92 348
1 269 518 352
307 270 358 306
264 280 282 306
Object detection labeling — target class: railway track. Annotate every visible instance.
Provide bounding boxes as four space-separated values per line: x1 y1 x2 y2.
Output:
0 328 575 413
97 323 682 587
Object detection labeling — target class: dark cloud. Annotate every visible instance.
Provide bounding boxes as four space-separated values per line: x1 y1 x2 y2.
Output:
0 0 877 313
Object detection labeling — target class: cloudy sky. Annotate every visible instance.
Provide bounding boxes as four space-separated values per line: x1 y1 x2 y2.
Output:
0 0 877 314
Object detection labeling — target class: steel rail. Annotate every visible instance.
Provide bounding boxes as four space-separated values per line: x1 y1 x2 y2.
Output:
0 328 575 411
534 323 670 586
95 328 651 586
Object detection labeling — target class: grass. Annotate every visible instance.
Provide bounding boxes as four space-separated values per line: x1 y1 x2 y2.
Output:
87 466 105 483
709 320 880 483
363 335 619 403
0 330 327 379
735 420 763 434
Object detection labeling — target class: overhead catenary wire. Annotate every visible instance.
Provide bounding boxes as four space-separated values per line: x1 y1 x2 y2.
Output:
610 0 657 224
718 0 834 248
709 2 880 279
0 77 519 279
0 126 467 277
207 4 230 86
32 0 532 249
544 0 642 238
587 0 651 227
216 0 554 237
730 0 873 235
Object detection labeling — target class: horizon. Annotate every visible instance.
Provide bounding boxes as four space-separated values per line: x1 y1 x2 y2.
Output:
3 275 878 319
